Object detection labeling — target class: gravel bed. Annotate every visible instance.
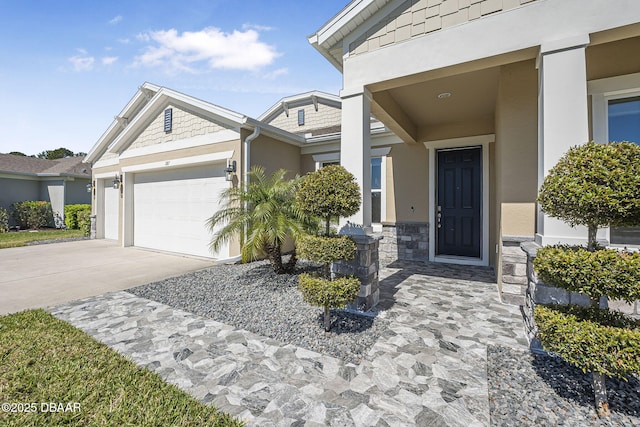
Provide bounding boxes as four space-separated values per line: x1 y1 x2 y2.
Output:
27 236 90 245
489 345 640 426
129 260 388 364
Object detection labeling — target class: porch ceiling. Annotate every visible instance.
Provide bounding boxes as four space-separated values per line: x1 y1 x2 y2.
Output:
370 67 500 143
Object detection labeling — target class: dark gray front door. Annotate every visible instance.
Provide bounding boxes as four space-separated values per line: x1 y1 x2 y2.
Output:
436 147 482 258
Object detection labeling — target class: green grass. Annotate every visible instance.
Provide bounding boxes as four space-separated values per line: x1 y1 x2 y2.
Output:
0 229 85 249
0 310 244 426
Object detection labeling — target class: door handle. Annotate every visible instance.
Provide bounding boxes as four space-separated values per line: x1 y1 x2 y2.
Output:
437 206 442 229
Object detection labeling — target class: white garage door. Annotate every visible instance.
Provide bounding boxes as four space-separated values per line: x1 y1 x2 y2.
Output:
133 164 228 258
103 185 119 240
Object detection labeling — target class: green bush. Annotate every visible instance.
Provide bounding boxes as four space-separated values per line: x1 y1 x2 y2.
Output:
0 207 8 233
299 273 361 331
64 204 91 230
534 245 640 303
538 141 640 232
296 165 360 234
534 304 640 379
77 210 91 236
297 234 356 264
11 201 53 230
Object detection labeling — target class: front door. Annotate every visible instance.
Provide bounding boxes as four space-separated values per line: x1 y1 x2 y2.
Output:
436 147 482 258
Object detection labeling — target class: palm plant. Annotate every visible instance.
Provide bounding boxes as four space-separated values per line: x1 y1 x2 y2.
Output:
207 166 315 274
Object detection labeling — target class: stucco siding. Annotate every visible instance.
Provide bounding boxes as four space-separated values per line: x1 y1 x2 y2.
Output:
387 143 429 223
0 178 39 212
349 0 538 57
266 102 341 135
586 36 640 82
127 105 232 151
39 180 65 227
65 179 92 206
249 135 301 179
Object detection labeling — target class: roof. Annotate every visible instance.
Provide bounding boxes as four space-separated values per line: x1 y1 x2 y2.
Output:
308 0 388 72
0 154 91 178
86 82 305 164
259 91 341 123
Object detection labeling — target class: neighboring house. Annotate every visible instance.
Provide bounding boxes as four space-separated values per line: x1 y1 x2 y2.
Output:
0 154 91 227
308 0 640 303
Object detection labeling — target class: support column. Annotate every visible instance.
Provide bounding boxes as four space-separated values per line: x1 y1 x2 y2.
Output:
340 89 372 233
536 35 601 246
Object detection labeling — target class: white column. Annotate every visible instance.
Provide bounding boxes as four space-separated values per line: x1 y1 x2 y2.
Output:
340 89 372 232
122 172 134 247
536 35 602 245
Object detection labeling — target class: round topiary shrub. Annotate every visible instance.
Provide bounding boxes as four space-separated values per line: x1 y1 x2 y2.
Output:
299 273 361 332
534 245 640 303
297 234 356 265
534 304 640 379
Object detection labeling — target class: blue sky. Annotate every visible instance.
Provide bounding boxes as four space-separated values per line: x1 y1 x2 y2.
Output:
0 1 347 156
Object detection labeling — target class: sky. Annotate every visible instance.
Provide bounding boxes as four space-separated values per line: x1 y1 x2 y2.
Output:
0 0 348 156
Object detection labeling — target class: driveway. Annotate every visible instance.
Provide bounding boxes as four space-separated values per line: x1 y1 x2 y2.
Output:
0 239 214 315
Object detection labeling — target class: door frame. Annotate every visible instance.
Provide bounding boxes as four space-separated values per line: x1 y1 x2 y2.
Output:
424 134 493 266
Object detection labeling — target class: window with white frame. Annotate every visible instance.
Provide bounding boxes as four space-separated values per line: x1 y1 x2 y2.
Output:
590 73 640 246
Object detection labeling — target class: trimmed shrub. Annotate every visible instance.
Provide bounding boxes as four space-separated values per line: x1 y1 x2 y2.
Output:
299 273 361 331
534 304 640 380
538 141 640 233
64 204 91 230
297 234 356 264
77 211 91 237
11 201 53 230
534 245 640 303
0 207 8 233
296 165 360 234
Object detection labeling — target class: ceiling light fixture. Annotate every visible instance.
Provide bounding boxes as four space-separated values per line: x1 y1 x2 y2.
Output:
437 92 452 99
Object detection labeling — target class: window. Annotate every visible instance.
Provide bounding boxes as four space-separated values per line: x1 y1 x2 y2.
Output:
298 109 305 126
608 96 640 245
371 157 382 223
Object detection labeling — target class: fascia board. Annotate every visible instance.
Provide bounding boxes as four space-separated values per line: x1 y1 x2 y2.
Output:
258 91 342 122
85 84 159 163
108 88 247 155
243 118 305 146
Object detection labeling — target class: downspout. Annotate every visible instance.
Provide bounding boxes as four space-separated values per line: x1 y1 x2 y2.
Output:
243 126 261 186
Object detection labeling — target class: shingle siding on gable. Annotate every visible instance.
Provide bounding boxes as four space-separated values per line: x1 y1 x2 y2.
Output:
128 105 231 151
349 0 538 56
266 103 341 135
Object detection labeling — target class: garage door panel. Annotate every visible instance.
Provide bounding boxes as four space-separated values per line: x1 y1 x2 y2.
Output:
133 164 228 258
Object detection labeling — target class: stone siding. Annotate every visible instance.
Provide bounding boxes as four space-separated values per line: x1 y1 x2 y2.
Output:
500 236 532 305
333 234 382 310
349 0 538 56
380 222 429 264
128 105 229 151
266 102 341 135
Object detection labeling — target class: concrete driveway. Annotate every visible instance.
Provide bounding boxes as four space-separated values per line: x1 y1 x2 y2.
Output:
0 239 214 315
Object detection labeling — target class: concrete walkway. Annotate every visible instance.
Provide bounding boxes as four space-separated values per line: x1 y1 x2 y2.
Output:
50 261 528 426
0 239 213 315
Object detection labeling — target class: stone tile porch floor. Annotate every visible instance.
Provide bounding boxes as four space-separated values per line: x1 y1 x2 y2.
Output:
49 261 529 426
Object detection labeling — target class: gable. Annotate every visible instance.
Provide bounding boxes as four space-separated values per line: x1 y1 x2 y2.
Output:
265 101 341 136
125 104 237 153
350 0 538 57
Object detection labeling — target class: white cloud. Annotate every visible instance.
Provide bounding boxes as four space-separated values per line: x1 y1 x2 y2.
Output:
76 48 88 55
68 55 95 71
102 56 118 65
109 15 123 25
242 23 274 32
262 68 288 80
117 38 130 44
134 27 280 73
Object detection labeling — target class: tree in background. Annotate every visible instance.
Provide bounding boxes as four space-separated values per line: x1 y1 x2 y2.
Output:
37 147 75 160
535 141 640 417
8 151 26 156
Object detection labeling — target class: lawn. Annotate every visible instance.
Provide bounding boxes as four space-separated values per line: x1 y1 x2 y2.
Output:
0 229 85 249
0 309 243 427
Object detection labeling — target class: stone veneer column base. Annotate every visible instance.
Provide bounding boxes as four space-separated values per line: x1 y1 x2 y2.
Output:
90 214 97 240
333 234 383 311
500 235 533 305
380 222 428 264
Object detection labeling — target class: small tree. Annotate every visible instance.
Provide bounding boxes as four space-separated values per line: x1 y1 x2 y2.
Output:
207 166 313 274
535 141 640 416
296 165 361 331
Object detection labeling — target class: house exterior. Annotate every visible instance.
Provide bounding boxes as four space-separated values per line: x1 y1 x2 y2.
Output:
0 154 91 227
308 0 640 304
